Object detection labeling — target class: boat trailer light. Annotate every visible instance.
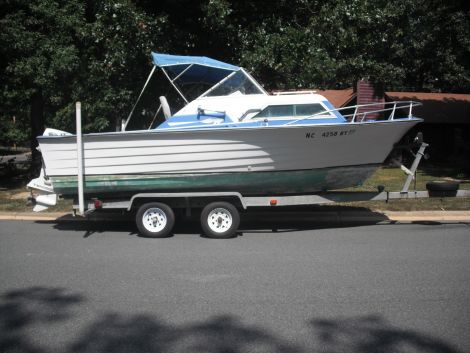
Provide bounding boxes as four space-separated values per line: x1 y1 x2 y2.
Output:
270 199 278 206
93 199 103 209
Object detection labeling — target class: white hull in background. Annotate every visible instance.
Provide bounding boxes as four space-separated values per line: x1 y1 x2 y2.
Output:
38 120 420 177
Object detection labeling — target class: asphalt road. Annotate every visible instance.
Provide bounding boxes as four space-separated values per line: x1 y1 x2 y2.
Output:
0 218 469 353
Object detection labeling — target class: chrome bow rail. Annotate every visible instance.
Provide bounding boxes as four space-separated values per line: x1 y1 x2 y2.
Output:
286 101 422 125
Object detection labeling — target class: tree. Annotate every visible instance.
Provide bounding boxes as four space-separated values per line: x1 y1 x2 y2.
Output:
199 0 470 92
1 0 469 170
0 0 84 170
0 0 170 171
68 1 170 132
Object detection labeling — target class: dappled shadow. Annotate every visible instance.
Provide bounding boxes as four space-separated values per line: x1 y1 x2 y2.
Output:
419 164 470 182
69 314 300 353
0 287 84 353
0 287 464 352
311 314 461 353
0 152 32 182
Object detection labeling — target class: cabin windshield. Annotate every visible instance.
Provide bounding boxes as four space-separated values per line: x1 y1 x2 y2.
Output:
203 70 264 97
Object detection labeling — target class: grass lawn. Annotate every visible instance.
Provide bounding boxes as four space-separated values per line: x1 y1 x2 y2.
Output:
0 165 469 213
0 147 29 156
0 177 72 212
334 165 470 211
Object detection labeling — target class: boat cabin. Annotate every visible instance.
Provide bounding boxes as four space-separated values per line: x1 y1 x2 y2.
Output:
123 52 347 131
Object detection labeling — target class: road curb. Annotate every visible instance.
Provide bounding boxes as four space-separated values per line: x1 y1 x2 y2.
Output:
383 210 470 222
0 212 68 221
1 210 469 223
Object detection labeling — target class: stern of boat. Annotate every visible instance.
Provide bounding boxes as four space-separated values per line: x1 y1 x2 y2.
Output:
27 166 58 212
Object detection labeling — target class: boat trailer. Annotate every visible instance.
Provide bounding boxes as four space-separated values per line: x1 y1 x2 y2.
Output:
71 132 469 238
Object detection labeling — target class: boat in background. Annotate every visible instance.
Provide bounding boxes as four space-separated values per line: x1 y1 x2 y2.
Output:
27 52 422 211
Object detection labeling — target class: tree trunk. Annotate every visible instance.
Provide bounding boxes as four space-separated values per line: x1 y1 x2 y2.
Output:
30 89 45 176
115 116 122 132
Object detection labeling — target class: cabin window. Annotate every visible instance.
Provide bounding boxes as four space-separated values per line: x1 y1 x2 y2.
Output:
253 103 329 119
254 105 294 118
295 103 326 117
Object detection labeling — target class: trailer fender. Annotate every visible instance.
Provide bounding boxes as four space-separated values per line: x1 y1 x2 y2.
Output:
127 192 247 211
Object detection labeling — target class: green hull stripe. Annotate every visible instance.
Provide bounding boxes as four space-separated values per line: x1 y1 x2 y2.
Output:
50 166 378 197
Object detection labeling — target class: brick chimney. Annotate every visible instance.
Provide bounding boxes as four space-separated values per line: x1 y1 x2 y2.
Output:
356 79 385 121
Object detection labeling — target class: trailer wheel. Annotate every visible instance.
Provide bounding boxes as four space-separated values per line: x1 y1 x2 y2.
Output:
426 181 459 192
201 201 240 239
136 202 175 238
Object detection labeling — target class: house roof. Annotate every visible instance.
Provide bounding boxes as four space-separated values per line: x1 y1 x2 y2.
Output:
386 91 470 101
315 88 355 107
386 92 470 124
318 88 470 124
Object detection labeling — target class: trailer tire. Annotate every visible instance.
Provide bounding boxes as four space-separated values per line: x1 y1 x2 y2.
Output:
426 181 460 192
136 202 175 238
201 201 240 239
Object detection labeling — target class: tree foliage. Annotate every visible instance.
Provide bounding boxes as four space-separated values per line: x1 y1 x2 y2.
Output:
0 0 85 167
0 0 469 152
200 0 470 91
74 1 169 132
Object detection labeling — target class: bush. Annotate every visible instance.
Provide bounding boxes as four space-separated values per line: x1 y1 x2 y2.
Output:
0 115 30 148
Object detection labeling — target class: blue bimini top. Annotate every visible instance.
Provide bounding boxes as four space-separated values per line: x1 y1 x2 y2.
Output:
151 52 239 71
151 52 240 86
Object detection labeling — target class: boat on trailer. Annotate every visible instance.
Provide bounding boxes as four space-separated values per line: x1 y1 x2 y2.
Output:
28 52 422 211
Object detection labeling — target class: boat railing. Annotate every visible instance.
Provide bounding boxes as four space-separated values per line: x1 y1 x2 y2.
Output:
285 101 422 125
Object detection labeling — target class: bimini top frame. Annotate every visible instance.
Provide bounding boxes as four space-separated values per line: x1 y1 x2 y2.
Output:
152 52 243 103
123 52 266 131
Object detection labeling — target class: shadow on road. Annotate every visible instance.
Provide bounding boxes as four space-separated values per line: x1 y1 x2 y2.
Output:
0 287 84 353
37 207 469 239
0 287 463 353
34 207 396 238
310 315 462 353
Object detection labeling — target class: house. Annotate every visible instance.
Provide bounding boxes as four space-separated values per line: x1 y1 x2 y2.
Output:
317 81 470 163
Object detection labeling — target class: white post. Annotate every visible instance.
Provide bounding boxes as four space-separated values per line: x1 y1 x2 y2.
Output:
76 102 85 215
389 102 397 120
400 141 429 193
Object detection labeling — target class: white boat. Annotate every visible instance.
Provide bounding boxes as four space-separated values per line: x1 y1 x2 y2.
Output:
28 52 422 210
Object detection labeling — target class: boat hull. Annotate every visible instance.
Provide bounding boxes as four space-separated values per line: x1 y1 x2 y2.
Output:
51 164 379 197
38 119 421 196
